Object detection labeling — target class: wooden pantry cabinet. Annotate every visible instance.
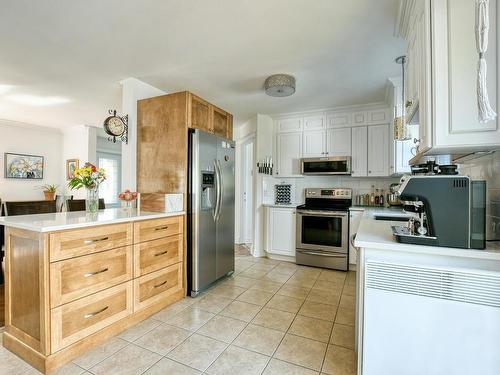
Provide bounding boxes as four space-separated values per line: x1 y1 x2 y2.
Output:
3 215 185 373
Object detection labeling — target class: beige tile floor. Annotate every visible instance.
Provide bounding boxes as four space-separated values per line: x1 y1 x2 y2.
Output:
0 255 357 375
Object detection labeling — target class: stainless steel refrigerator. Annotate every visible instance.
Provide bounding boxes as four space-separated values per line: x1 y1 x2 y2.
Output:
188 129 235 296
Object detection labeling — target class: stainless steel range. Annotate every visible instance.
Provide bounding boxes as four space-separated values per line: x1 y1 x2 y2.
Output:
296 188 352 271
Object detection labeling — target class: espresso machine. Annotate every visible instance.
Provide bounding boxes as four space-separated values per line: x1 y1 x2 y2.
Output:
392 175 486 249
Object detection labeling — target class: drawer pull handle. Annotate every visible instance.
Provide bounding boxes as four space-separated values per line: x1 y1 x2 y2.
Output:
154 250 169 257
154 280 168 288
84 268 109 277
84 236 109 244
84 306 109 319
155 226 169 231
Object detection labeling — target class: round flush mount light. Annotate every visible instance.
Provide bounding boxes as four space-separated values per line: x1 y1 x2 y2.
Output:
264 74 296 97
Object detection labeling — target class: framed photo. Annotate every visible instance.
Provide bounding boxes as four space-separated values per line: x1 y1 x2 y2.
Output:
66 159 79 180
4 152 44 179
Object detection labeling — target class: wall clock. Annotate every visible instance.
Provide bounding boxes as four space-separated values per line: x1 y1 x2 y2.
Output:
103 109 128 144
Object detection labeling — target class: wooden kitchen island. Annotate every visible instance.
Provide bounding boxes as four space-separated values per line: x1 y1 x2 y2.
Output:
0 208 186 373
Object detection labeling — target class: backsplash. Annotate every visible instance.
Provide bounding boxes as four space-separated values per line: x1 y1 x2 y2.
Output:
459 151 500 241
261 175 399 205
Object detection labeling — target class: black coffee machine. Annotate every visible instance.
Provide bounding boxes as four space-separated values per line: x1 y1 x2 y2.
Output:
392 175 486 249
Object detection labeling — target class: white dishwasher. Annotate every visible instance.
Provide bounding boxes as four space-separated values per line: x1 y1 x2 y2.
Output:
362 261 500 375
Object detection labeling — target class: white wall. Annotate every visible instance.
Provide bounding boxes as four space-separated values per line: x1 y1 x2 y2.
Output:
120 78 165 191
61 125 97 198
0 119 63 201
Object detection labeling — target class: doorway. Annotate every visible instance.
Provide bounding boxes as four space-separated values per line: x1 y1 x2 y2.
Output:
240 136 255 252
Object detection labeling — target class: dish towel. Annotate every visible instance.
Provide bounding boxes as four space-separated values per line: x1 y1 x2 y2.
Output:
476 0 497 123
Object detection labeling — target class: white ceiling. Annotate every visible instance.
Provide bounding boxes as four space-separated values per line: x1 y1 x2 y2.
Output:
0 0 405 129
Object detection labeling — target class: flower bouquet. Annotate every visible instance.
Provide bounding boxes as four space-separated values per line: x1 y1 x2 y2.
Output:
118 189 138 209
68 162 106 213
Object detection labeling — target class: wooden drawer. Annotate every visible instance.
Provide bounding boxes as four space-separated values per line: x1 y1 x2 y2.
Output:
50 246 133 308
134 235 183 277
134 263 183 311
133 216 183 243
49 223 133 262
51 281 133 352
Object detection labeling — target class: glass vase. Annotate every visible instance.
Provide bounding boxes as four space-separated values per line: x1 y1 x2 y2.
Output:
86 187 99 213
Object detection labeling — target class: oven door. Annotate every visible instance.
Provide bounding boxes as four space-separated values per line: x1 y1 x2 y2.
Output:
296 210 349 253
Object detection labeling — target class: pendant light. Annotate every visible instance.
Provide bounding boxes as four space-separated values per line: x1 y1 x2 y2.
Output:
394 56 410 141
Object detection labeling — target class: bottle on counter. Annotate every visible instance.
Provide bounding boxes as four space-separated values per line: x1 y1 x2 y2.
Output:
379 190 385 206
365 194 370 206
375 189 380 205
370 185 375 206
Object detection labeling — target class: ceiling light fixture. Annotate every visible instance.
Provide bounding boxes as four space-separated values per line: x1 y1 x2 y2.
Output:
7 94 70 106
264 74 296 97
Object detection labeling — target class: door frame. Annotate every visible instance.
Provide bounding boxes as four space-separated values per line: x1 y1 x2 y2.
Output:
238 133 256 251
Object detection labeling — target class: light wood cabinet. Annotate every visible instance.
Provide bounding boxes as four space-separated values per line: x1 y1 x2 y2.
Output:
265 206 296 258
275 132 303 177
3 214 185 374
190 94 212 133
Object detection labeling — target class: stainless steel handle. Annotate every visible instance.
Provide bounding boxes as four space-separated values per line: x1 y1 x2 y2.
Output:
84 306 109 319
84 236 109 244
214 159 223 222
84 268 109 277
155 226 169 231
299 251 346 258
154 250 169 257
154 280 168 288
298 210 348 217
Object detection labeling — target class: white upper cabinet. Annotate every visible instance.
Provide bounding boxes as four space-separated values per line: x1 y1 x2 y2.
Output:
353 112 366 125
276 117 302 133
399 0 500 156
367 124 390 177
303 130 326 157
328 128 352 156
275 132 302 177
351 126 368 177
303 115 326 131
327 112 352 128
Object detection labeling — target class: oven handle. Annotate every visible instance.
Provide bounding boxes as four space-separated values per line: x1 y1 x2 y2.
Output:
297 250 346 258
297 210 348 217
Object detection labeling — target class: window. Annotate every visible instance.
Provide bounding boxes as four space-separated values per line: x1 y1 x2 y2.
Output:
97 152 121 207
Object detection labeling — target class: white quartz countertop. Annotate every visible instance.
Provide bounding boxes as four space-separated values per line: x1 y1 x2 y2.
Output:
0 208 185 232
354 208 500 260
263 203 299 208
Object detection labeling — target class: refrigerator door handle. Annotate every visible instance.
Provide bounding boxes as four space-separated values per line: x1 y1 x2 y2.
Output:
214 159 222 222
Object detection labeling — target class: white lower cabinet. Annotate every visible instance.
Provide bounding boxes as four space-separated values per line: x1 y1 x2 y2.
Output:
275 132 302 177
349 210 363 265
265 206 296 257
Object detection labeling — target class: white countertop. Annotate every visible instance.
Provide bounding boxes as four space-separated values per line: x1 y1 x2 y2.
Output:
0 208 185 232
263 203 299 208
354 208 500 260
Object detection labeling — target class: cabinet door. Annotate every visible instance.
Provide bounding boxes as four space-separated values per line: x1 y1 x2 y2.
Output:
268 208 296 257
276 117 302 133
190 95 212 133
303 130 326 157
212 107 230 138
368 124 390 177
276 132 302 177
327 128 351 156
327 112 352 128
303 115 326 130
349 210 363 265
351 126 368 177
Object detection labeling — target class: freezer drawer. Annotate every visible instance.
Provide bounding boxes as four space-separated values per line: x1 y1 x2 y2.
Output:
296 249 348 271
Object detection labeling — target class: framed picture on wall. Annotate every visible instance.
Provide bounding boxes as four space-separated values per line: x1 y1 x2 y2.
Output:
4 152 44 179
66 159 79 180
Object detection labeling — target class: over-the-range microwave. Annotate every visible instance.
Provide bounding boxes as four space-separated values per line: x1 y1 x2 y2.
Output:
301 156 351 175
